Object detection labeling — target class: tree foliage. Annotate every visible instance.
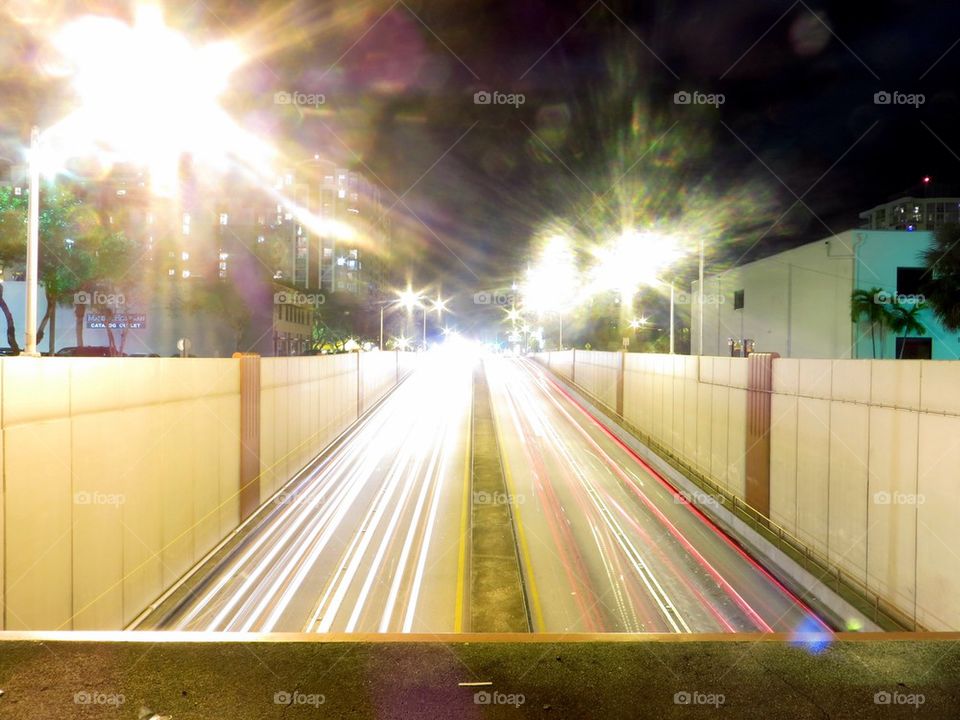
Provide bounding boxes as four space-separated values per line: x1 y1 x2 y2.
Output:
920 223 960 333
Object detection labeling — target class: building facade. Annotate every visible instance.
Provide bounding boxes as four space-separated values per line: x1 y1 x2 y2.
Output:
0 155 390 356
692 229 960 360
859 196 960 232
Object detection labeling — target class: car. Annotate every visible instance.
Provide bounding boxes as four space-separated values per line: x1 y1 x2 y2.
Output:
54 346 116 357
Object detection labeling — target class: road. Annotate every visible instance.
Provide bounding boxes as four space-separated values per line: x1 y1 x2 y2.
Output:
147 350 827 634
155 349 473 632
485 356 828 633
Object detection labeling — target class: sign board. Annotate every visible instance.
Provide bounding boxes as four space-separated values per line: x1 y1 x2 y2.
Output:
86 313 146 330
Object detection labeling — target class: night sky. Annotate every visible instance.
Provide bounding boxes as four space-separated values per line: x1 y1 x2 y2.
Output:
241 0 960 286
5 0 960 325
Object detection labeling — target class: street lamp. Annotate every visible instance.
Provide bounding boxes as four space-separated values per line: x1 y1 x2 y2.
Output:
628 316 648 330
589 230 688 355
424 294 451 350
396 287 428 350
375 288 422 351
520 234 579 350
24 127 40 356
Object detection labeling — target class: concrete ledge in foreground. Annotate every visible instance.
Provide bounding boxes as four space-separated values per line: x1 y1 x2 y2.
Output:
0 632 958 718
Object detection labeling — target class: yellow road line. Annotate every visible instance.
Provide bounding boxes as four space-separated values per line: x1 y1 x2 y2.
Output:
489 366 545 632
454 376 473 632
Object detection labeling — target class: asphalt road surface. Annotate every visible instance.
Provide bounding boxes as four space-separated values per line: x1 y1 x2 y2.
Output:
485 356 828 633
159 349 472 632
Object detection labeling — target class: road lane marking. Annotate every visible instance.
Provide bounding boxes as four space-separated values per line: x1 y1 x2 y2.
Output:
454 375 474 632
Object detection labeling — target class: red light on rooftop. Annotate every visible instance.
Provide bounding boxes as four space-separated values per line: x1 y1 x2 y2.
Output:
923 176 931 183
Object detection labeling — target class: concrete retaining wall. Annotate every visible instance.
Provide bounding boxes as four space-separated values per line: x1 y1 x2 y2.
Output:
769 358 960 631
534 351 960 630
0 352 415 631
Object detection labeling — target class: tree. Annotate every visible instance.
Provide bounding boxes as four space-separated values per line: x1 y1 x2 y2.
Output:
887 302 927 359
0 183 100 353
920 223 960 332
180 278 252 353
89 230 143 355
851 287 890 359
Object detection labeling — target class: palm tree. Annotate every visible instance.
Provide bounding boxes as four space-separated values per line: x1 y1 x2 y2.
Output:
920 223 960 332
887 302 927 358
851 287 890 359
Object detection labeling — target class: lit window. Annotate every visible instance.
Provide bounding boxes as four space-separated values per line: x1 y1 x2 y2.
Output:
257 235 265 244
116 189 126 196
168 268 175 276
219 213 228 225
338 189 346 199
13 187 21 195
182 270 191 279
181 251 190 261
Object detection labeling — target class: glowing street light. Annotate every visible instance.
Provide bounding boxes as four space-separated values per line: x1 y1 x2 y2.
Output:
425 294 451 350
588 230 689 355
428 294 450 318
397 288 422 313
49 6 257 192
588 230 683 302
520 234 579 350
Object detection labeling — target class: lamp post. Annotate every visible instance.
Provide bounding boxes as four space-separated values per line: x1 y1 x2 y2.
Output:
669 282 675 355
697 235 704 356
424 294 450 351
379 305 385 351
24 126 41 357
397 287 425 350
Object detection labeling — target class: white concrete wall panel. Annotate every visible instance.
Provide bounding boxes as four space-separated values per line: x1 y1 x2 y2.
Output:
866 406 918 620
916 413 960 630
826 402 869 581
769 394 799 534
